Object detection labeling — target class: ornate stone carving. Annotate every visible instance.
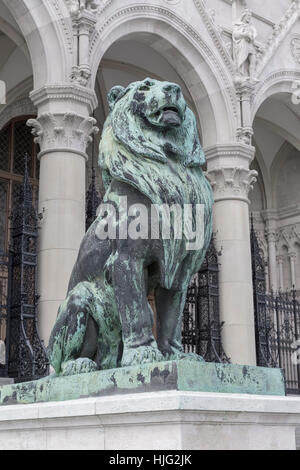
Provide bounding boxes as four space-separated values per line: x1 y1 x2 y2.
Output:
70 8 98 86
70 0 100 15
29 84 98 116
291 35 300 65
66 0 112 15
193 0 235 76
255 0 300 75
63 0 112 86
205 143 256 170
89 3 237 119
232 9 257 82
266 229 277 245
236 126 254 146
27 113 99 159
206 167 258 203
276 224 300 250
0 98 36 130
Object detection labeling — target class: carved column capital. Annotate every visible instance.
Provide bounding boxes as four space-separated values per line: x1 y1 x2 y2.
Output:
277 255 284 265
288 252 297 261
206 167 257 203
205 143 257 203
27 112 99 159
265 229 277 244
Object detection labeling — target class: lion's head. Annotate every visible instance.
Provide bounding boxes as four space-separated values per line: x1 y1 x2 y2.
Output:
99 78 211 207
100 77 205 165
98 78 214 279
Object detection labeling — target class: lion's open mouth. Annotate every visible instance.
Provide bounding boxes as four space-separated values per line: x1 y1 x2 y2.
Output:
160 106 181 127
148 104 183 128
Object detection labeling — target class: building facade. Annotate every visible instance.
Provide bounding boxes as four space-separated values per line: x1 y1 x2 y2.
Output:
0 0 299 371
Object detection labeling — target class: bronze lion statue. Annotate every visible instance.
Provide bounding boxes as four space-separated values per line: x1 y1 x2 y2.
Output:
48 78 214 376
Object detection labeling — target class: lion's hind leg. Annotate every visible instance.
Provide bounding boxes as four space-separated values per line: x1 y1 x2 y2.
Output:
48 282 99 376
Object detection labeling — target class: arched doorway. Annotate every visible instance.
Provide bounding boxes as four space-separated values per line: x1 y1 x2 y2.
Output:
250 82 300 393
0 116 39 369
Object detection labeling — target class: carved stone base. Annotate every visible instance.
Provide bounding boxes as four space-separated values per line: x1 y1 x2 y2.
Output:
0 361 285 406
0 390 300 450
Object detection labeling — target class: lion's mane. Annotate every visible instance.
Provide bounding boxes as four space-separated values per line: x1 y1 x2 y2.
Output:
98 79 214 285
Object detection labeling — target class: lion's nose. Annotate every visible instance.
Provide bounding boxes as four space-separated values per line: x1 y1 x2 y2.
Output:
163 83 181 95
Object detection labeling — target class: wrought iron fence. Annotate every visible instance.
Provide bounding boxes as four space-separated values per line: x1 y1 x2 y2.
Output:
7 155 49 382
182 239 229 363
0 155 49 383
0 252 11 377
251 217 300 395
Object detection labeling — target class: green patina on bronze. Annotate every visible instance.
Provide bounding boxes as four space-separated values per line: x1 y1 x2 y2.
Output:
0 361 285 406
0 79 285 405
47 78 214 377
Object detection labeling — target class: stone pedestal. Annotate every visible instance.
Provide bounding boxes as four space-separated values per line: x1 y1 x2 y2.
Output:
0 391 299 450
1 361 297 449
0 361 296 449
0 361 286 405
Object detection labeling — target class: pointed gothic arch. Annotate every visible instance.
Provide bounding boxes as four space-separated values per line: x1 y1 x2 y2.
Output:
2 0 71 88
89 8 237 147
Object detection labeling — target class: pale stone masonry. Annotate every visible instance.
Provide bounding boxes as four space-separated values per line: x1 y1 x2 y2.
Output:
1 0 300 451
0 0 299 364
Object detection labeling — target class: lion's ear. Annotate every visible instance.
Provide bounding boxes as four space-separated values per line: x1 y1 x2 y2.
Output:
107 86 126 112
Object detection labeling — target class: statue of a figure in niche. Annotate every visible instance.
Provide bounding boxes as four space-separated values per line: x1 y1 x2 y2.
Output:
47 78 214 377
232 9 257 80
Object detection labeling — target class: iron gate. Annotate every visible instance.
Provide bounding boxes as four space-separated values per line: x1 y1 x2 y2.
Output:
182 239 229 363
0 155 49 383
251 217 300 395
0 253 11 377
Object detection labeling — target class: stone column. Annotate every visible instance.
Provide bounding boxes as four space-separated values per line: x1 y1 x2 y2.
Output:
266 230 278 293
206 144 258 366
289 252 297 288
277 255 284 291
27 85 98 344
264 258 270 293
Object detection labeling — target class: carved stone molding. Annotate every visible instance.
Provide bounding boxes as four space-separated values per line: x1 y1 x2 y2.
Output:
71 9 98 86
266 230 277 245
276 224 300 251
29 85 98 116
205 143 256 170
236 126 254 146
289 252 297 261
193 0 235 76
65 0 112 16
206 167 258 203
251 69 300 118
291 35 300 65
89 3 238 120
0 98 36 130
27 112 99 159
255 0 300 75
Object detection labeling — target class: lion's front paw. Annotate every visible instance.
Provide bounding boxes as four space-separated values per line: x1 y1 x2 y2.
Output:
60 358 98 376
121 346 164 367
163 349 205 363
